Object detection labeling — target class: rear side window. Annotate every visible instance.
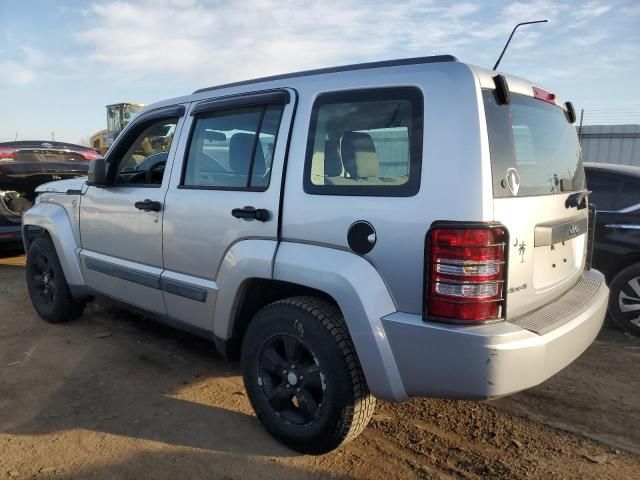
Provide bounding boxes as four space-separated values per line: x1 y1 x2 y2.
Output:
484 90 585 197
303 88 423 196
183 104 283 190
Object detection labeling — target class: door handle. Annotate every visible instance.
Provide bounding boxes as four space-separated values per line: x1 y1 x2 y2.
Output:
135 199 162 212
231 206 270 222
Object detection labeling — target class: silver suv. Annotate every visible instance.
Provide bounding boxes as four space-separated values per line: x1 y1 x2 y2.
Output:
23 55 608 454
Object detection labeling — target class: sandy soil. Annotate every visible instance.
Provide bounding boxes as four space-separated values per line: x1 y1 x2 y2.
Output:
1 250 639 479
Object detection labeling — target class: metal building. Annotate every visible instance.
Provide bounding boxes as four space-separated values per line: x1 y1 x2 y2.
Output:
579 124 640 166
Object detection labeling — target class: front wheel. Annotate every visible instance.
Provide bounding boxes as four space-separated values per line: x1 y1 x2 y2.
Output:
608 264 640 336
241 297 376 454
26 236 85 323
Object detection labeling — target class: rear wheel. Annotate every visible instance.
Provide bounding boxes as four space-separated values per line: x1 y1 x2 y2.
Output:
608 263 640 336
26 236 85 323
241 296 375 454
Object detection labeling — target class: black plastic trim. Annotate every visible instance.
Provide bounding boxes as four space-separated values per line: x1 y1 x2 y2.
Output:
85 258 160 289
161 278 208 302
85 258 208 302
492 75 511 105
277 90 299 240
191 90 290 115
565 101 577 123
136 105 185 123
193 55 457 94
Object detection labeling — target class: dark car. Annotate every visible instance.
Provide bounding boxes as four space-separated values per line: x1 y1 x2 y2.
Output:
585 162 640 335
0 141 98 245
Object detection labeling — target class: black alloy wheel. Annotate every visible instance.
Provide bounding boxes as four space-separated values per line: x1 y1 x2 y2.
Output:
258 334 326 427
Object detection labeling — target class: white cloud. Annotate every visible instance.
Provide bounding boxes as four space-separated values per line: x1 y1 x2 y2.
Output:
75 0 483 83
0 46 48 88
0 60 36 87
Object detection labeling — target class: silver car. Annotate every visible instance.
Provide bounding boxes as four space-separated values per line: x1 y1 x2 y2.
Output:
22 55 608 454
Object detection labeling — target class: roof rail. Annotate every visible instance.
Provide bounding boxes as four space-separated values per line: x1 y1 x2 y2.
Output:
193 55 457 94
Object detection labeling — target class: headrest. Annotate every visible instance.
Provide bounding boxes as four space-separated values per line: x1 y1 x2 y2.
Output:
229 133 265 174
341 132 378 178
324 138 343 177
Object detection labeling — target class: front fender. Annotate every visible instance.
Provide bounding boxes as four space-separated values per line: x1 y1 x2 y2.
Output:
273 242 408 402
22 202 85 288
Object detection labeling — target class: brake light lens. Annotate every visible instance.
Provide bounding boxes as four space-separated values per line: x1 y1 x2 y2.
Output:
79 149 100 160
426 225 507 323
532 86 556 104
0 147 16 162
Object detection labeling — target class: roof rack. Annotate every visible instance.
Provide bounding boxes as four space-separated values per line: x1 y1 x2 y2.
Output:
193 55 457 94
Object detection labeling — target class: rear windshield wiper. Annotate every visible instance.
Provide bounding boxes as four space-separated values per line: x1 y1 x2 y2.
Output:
565 190 591 209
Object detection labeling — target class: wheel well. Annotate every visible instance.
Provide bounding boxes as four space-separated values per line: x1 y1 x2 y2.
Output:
22 225 50 249
605 253 640 283
223 279 339 360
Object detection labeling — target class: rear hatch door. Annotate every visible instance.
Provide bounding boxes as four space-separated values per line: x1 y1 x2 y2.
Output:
483 89 589 319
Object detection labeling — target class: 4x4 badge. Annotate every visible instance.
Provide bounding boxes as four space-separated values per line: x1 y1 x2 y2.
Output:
506 168 520 196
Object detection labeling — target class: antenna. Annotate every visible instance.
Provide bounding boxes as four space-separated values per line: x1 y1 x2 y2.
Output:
493 20 548 71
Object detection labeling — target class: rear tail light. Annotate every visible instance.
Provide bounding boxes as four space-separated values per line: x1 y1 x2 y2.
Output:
425 224 508 323
0 147 16 162
79 149 100 160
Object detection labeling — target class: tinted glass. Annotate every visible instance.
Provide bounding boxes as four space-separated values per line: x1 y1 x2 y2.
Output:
114 117 178 185
585 170 622 210
304 88 423 196
619 177 640 210
184 104 283 189
484 90 585 197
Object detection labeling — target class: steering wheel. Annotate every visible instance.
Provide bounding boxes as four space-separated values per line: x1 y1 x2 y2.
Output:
146 161 166 184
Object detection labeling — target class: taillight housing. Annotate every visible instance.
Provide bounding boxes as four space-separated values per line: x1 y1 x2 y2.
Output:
79 149 100 160
425 223 508 323
0 146 16 162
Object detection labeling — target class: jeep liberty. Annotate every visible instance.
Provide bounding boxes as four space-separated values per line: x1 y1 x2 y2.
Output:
23 55 608 454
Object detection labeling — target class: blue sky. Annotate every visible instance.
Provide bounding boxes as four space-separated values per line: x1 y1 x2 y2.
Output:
1 0 639 144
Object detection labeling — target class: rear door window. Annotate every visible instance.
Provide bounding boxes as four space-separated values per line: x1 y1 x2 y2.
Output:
484 90 585 197
303 87 423 196
182 104 283 190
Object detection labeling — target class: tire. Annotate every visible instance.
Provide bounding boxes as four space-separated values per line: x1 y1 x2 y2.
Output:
241 296 376 454
608 263 640 336
26 236 85 323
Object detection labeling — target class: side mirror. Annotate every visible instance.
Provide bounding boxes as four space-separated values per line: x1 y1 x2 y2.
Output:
87 158 107 186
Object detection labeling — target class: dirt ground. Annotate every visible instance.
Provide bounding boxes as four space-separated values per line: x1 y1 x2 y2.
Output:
1 249 639 479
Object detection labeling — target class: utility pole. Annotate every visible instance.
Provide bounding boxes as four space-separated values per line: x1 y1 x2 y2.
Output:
51 131 55 142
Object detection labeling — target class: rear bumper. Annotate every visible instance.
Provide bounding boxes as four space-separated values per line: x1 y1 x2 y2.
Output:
382 269 608 399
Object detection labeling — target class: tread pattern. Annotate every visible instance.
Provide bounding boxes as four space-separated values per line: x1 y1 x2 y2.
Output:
265 296 377 448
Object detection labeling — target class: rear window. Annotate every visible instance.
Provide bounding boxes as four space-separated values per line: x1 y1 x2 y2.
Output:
483 90 585 198
303 87 423 197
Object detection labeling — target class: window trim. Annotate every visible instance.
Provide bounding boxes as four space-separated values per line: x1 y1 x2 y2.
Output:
302 87 424 197
179 98 285 192
104 105 184 188
191 89 290 115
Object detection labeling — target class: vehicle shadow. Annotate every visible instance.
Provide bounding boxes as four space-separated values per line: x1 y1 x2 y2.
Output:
0 291 298 459
51 449 340 479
